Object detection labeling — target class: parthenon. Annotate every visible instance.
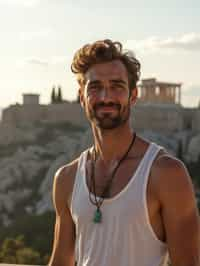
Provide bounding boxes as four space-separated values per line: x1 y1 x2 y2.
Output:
138 78 182 104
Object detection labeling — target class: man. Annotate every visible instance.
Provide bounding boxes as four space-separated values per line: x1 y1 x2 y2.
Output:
48 39 200 266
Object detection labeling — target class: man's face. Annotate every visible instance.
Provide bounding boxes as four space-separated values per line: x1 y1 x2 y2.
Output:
79 60 137 130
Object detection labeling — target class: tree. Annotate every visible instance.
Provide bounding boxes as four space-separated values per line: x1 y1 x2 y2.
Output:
57 85 63 103
16 247 41 265
51 85 56 103
0 235 42 265
0 236 23 263
0 211 55 259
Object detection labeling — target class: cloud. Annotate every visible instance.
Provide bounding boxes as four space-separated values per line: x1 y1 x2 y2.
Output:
25 58 49 67
50 56 68 65
125 33 200 54
2 0 41 7
1 0 60 8
20 29 53 41
17 56 67 68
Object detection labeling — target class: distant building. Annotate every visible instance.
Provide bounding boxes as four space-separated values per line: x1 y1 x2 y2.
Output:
23 94 40 105
138 78 182 105
0 78 199 145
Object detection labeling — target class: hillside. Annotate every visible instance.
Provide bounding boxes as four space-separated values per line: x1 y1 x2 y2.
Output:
0 119 199 265
0 120 199 227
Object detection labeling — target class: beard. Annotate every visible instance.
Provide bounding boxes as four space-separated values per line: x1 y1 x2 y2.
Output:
86 101 131 130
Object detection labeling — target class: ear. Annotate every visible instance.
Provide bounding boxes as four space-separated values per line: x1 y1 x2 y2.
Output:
129 87 138 105
79 87 85 108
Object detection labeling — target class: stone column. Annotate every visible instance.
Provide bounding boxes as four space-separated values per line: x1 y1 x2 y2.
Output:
174 87 177 103
172 87 176 103
178 86 181 104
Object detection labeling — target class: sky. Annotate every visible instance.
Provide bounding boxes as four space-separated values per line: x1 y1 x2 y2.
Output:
0 0 200 108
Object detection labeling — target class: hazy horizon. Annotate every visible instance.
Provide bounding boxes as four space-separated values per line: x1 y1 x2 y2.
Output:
0 0 200 108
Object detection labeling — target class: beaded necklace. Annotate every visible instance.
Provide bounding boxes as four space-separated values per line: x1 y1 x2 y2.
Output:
89 132 136 223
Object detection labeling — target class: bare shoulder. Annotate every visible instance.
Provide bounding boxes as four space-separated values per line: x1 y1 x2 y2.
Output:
152 151 189 183
52 156 80 213
151 151 196 205
54 158 79 190
153 151 186 173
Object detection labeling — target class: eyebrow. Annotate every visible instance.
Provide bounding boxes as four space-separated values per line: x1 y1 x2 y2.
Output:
87 80 101 86
88 79 127 86
110 79 127 85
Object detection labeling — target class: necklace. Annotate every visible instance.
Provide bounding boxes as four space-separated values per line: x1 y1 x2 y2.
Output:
89 132 137 223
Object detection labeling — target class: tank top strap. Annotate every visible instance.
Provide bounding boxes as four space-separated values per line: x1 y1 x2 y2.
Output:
136 142 164 178
140 142 164 200
70 148 89 213
145 142 163 167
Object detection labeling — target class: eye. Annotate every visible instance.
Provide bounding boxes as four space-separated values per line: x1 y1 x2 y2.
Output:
87 84 102 95
111 84 125 92
89 85 99 90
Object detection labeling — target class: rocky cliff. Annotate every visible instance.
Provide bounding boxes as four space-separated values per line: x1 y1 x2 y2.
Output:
0 120 199 226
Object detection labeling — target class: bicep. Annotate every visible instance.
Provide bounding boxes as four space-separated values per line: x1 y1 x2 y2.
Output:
162 192 200 265
54 208 76 260
159 160 200 265
49 168 76 265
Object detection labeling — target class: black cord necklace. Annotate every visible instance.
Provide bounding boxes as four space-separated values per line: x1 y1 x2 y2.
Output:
89 132 137 223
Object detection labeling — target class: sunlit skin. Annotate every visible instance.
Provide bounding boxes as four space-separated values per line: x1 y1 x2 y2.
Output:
49 59 200 266
79 59 138 164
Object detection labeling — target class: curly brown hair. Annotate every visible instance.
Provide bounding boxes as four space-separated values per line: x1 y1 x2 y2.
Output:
71 39 141 91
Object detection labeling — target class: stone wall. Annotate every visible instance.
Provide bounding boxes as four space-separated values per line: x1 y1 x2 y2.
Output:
2 104 46 126
44 103 88 126
180 108 196 131
192 110 200 132
132 104 184 132
1 103 88 128
0 102 199 146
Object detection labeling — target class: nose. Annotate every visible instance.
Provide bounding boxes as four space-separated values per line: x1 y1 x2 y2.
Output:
99 87 113 103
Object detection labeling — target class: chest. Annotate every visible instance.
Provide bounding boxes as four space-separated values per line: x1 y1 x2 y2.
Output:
84 158 166 243
86 157 141 198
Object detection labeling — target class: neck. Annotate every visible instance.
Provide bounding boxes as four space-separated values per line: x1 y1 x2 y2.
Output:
92 122 135 163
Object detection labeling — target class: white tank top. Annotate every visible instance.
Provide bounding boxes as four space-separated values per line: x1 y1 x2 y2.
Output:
70 142 169 266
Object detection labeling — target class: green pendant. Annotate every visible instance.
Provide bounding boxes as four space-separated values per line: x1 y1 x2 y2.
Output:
93 208 102 223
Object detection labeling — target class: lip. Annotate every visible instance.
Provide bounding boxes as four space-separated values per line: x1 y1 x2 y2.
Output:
97 106 118 112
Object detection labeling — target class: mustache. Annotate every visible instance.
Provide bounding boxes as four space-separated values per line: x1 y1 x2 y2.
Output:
94 102 121 111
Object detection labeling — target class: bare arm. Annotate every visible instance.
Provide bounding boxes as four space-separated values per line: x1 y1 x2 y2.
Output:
48 165 76 266
154 156 200 266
